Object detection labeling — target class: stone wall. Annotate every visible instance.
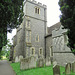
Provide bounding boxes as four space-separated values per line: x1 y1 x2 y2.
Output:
45 35 52 57
52 25 75 66
23 0 47 58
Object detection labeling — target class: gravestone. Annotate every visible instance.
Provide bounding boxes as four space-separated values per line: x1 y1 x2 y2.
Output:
29 56 36 69
65 63 71 75
15 56 19 62
72 62 75 72
20 58 29 70
19 55 23 62
37 58 44 67
53 65 60 75
46 57 51 66
53 61 57 67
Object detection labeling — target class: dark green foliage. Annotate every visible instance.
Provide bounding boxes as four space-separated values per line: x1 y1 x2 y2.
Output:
0 0 24 57
59 0 75 54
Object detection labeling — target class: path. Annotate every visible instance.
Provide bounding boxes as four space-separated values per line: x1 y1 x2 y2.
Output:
0 60 16 75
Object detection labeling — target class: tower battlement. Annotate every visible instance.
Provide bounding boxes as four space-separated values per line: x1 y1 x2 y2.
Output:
24 0 47 8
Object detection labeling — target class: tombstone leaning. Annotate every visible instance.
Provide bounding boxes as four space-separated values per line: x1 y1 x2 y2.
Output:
53 65 60 75
65 63 71 75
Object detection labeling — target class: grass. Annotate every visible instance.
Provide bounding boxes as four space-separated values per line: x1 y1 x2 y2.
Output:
10 62 75 75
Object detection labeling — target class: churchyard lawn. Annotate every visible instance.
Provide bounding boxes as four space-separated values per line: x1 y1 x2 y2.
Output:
10 62 75 75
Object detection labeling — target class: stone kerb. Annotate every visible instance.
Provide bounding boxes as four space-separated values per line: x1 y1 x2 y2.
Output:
72 62 75 72
65 63 71 75
53 65 60 75
37 58 44 68
45 57 51 66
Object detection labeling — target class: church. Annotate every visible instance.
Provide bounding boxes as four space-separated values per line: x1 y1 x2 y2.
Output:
10 0 75 66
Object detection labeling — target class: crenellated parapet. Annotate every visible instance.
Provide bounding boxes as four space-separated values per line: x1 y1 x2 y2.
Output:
24 0 47 8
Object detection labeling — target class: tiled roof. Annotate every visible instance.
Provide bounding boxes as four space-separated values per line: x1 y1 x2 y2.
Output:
47 22 61 35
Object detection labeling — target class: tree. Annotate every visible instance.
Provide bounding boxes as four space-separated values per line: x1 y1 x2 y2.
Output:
59 0 75 54
0 39 12 59
0 0 24 57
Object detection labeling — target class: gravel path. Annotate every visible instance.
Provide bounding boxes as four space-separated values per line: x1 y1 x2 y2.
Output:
0 60 16 75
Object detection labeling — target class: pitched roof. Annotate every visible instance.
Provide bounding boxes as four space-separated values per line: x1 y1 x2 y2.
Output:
47 22 61 35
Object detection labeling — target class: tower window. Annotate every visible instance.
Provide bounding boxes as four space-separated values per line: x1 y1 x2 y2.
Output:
26 20 30 28
26 31 31 43
35 7 40 14
31 47 35 55
32 48 34 55
35 35 39 42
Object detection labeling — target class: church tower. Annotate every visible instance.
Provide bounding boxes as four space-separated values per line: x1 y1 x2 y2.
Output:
13 0 47 59
23 0 47 58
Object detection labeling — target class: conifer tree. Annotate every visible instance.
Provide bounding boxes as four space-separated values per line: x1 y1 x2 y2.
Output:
0 0 24 57
59 0 75 54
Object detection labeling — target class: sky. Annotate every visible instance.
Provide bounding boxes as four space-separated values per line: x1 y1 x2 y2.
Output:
36 0 61 27
7 0 61 42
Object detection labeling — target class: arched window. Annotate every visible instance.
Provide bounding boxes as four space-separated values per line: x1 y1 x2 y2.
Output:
30 47 35 55
39 48 43 55
35 34 39 42
26 20 30 28
49 46 53 57
35 7 40 14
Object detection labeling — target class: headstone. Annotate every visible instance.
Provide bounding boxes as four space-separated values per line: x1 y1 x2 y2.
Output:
53 61 57 67
72 62 75 72
15 56 19 62
46 57 51 66
20 58 29 70
29 56 36 69
37 58 44 67
65 63 71 75
53 65 60 75
19 55 23 62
